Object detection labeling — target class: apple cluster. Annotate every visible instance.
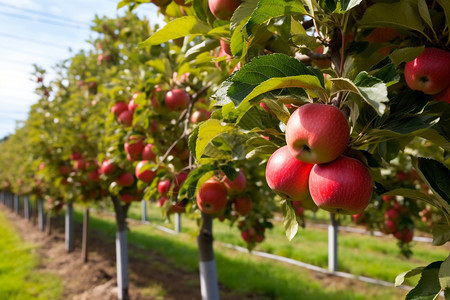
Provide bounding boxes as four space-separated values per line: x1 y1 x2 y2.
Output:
382 196 414 243
404 47 450 104
155 172 189 214
266 103 373 215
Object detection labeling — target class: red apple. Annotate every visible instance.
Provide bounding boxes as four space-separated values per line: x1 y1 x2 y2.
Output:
385 208 400 221
70 152 82 161
292 201 304 217
208 0 241 20
366 27 401 56
158 196 168 207
286 103 349 164
158 179 172 196
124 137 145 161
394 228 414 243
220 39 232 56
111 102 128 116
433 85 450 104
135 161 156 183
173 171 189 195
39 163 46 170
59 165 71 176
128 92 141 112
100 160 117 176
142 144 156 161
265 146 314 205
88 170 100 182
190 109 211 123
121 193 135 203
196 178 228 214
223 169 246 193
169 201 186 213
384 220 397 234
309 156 373 215
118 110 133 126
165 88 190 111
404 48 450 95
352 212 364 224
234 196 252 216
74 158 86 170
116 172 135 187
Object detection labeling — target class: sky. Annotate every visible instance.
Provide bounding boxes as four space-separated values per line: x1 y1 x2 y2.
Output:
0 0 164 139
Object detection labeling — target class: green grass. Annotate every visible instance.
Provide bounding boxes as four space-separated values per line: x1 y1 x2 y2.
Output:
0 210 63 300
78 208 408 300
125 202 449 286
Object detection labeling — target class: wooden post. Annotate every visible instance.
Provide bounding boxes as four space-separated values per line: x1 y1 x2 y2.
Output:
65 202 75 252
81 207 90 263
328 213 338 272
197 213 220 300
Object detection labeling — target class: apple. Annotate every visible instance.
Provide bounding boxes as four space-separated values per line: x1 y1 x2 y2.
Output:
59 165 72 176
158 179 172 195
234 196 252 216
265 146 314 204
116 172 135 187
352 212 364 224
88 170 100 182
100 159 117 175
196 178 228 214
220 39 232 56
74 158 86 170
142 143 156 161
135 161 156 183
382 195 395 203
118 110 133 126
124 137 145 161
70 151 82 161
121 193 135 203
165 88 190 111
385 208 400 221
169 201 186 213
309 156 373 215
39 163 46 170
394 228 414 243
223 169 246 193
433 85 450 104
366 27 401 56
286 103 350 164
190 109 211 123
404 48 450 95
208 0 241 20
384 220 397 234
173 171 189 195
292 201 304 217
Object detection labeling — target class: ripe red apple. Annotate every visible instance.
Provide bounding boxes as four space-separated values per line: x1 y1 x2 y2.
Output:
190 109 211 123
118 110 133 126
394 228 414 243
234 196 252 216
59 165 72 176
382 195 395 203
309 156 373 215
220 39 232 56
128 92 141 113
173 171 189 195
158 179 172 196
116 172 135 187
158 196 168 207
39 163 46 170
352 212 364 224
141 144 156 161
265 146 314 204
169 201 186 213
208 0 241 20
384 220 397 234
124 137 145 161
165 88 190 111
385 208 400 221
292 201 304 217
100 159 117 176
196 178 228 214
366 27 401 56
286 103 349 164
121 193 135 203
70 151 82 161
404 48 450 95
433 85 450 104
88 170 100 182
74 158 86 170
223 169 246 193
135 161 156 183
111 102 128 116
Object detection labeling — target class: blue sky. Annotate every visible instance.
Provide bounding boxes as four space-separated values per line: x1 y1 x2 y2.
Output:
0 0 163 139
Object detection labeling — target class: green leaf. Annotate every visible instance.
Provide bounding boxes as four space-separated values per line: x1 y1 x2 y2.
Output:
139 16 210 47
230 0 258 31
406 261 443 300
280 199 299 240
331 76 387 115
361 0 425 33
439 255 450 292
414 157 450 206
335 0 363 13
395 266 425 287
185 39 220 61
195 119 235 161
436 0 450 28
432 223 450 246
383 188 440 208
417 0 435 32
389 46 425 67
245 0 307 35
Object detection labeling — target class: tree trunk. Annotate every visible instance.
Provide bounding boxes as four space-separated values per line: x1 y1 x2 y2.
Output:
38 199 45 232
65 202 75 252
197 213 220 300
328 213 338 272
111 196 131 300
82 207 90 263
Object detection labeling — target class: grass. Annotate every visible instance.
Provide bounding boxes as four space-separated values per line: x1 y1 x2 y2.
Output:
125 202 449 286
0 210 63 300
77 208 408 300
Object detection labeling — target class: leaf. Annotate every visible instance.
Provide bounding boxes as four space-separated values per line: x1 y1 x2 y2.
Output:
439 255 450 292
413 157 450 206
335 0 363 13
417 0 435 32
432 223 450 246
436 0 450 28
245 0 307 35
280 200 299 240
406 261 443 300
383 188 440 208
389 46 425 67
331 76 387 115
185 39 220 61
360 0 425 33
230 0 258 31
395 266 425 286
195 119 235 161
139 16 210 47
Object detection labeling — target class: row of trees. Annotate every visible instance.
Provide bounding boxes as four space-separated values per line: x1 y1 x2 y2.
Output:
0 0 449 299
